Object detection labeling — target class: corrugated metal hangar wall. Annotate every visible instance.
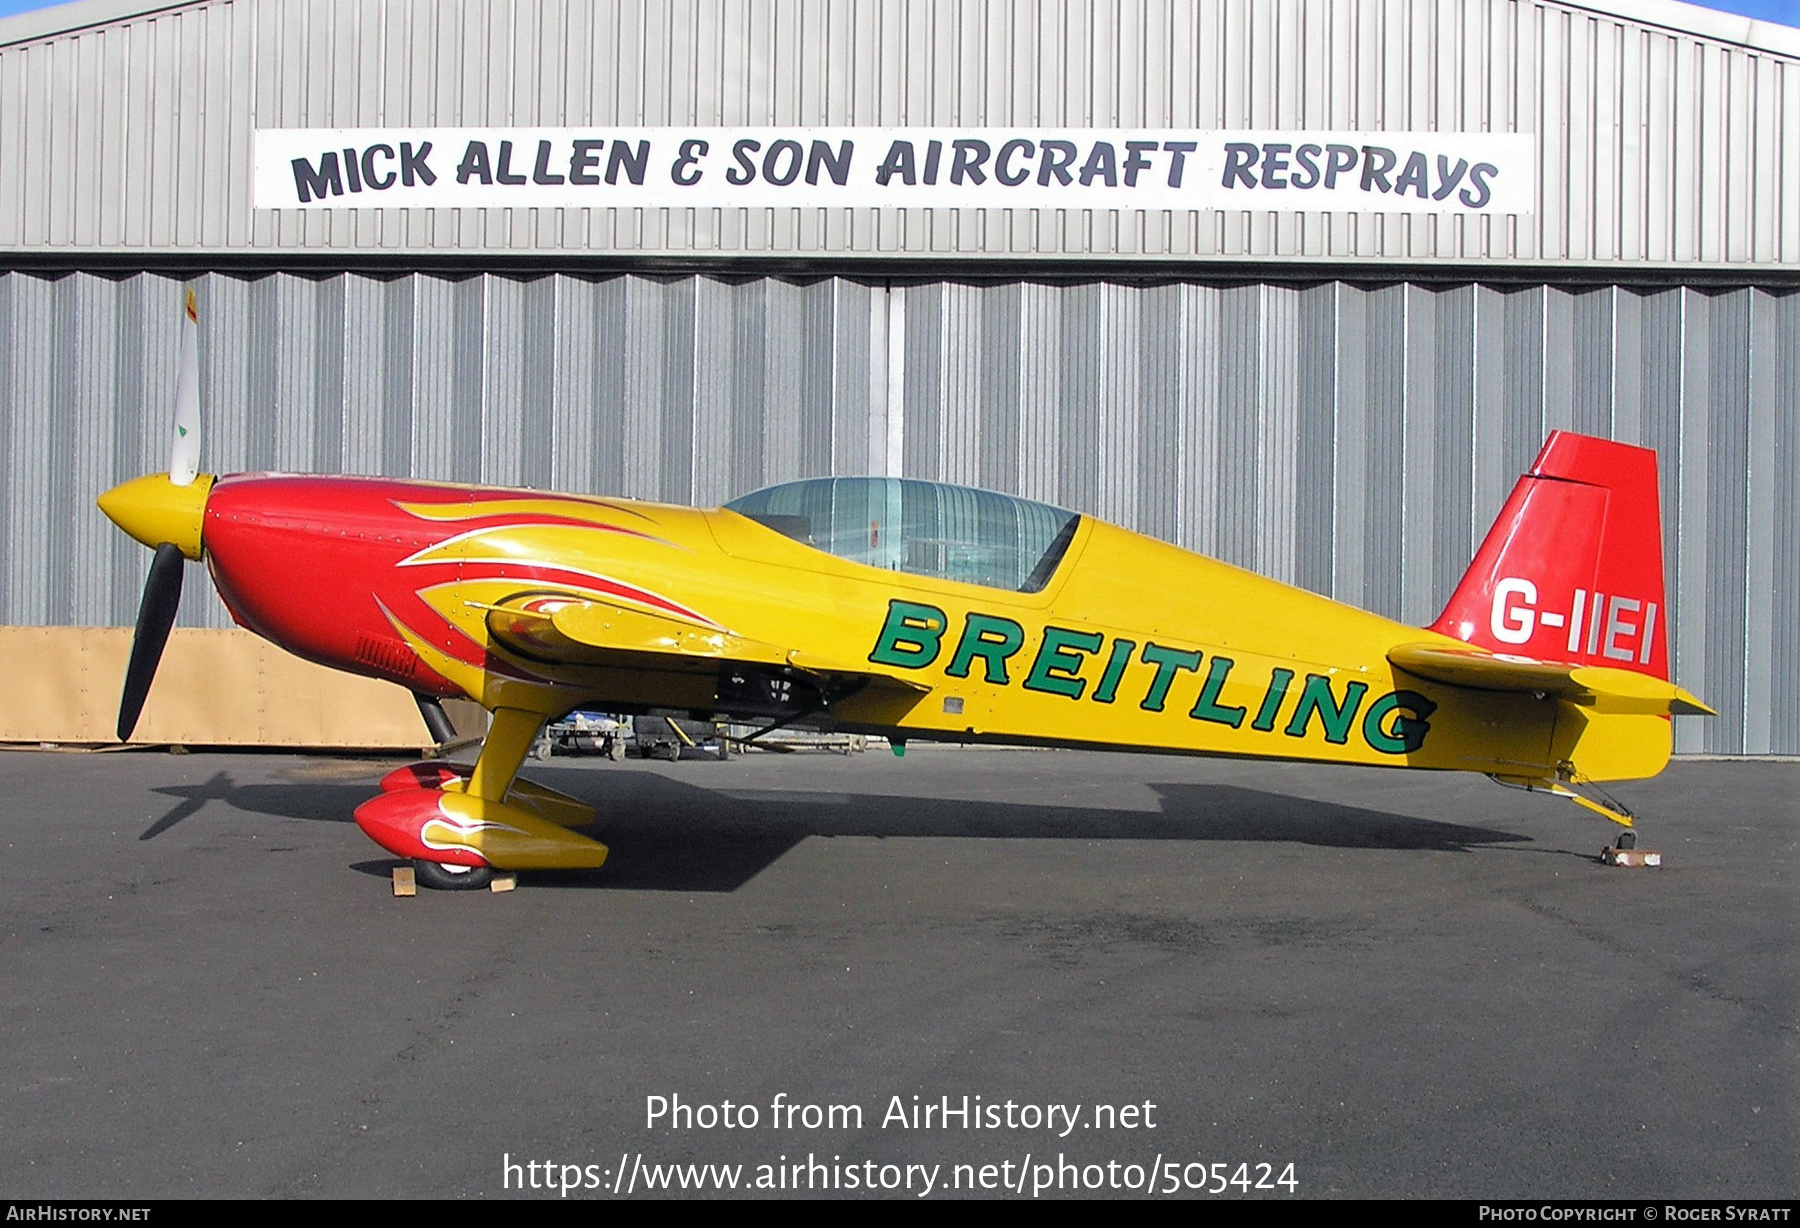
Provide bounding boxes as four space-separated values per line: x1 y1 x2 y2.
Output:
3 268 1792 755
0 0 1794 755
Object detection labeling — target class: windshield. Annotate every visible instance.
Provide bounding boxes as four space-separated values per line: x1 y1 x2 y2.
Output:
726 477 1079 593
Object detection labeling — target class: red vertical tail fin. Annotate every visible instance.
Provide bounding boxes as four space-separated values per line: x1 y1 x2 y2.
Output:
1430 432 1669 680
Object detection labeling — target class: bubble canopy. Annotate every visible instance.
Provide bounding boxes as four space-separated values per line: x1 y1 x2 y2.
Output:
725 477 1081 593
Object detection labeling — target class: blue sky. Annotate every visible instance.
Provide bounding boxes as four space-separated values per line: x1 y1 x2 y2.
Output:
1653 0 1799 23
0 0 1794 30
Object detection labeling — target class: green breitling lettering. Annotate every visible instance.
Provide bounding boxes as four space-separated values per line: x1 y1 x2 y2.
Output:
1251 668 1295 732
1139 642 1202 712
868 599 948 669
1188 655 1247 728
1091 637 1136 704
1361 689 1438 754
1282 673 1369 745
872 603 1430 758
1023 626 1105 700
945 613 1027 684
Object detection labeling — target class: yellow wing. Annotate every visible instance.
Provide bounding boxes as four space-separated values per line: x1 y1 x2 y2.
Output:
481 593 930 696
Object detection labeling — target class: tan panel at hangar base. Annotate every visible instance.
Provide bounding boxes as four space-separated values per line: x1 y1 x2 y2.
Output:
0 626 485 749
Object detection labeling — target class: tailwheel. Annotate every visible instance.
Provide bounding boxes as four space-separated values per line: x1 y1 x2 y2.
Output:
412 858 494 891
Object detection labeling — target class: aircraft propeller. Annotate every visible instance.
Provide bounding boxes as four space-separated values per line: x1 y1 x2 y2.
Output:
118 543 186 740
169 283 202 486
101 286 210 741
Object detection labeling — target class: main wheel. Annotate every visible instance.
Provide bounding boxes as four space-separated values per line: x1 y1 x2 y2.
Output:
412 858 495 891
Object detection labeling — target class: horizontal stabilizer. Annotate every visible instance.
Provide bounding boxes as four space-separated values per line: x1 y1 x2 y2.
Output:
1389 642 1714 716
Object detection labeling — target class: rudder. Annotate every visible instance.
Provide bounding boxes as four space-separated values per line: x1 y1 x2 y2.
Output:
1430 432 1669 680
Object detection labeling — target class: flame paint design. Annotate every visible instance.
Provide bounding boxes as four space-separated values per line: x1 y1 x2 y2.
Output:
395 492 665 532
398 538 718 629
418 797 530 865
370 507 723 695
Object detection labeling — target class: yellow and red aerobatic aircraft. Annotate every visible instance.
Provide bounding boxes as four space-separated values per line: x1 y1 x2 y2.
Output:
97 291 1711 888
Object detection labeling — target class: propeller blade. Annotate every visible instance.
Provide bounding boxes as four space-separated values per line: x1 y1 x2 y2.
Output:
169 286 201 487
118 542 186 741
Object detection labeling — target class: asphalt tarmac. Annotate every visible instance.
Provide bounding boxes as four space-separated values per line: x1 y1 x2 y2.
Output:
0 745 1793 1200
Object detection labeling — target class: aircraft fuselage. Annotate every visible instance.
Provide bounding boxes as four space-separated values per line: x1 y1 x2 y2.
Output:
195 472 1647 782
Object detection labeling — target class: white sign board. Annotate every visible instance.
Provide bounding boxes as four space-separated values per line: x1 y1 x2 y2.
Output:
254 128 1536 215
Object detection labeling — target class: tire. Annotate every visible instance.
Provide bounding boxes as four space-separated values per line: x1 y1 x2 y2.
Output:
412 858 495 891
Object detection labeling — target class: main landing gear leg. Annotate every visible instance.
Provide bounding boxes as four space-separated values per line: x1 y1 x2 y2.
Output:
468 707 544 804
410 707 544 891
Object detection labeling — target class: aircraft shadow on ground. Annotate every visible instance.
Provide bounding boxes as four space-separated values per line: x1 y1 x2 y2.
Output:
144 764 1533 892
